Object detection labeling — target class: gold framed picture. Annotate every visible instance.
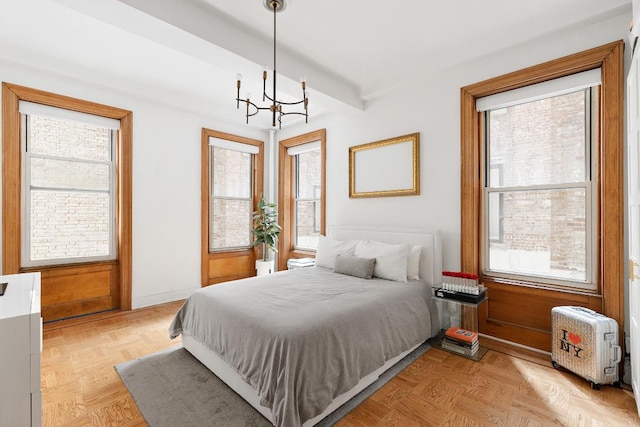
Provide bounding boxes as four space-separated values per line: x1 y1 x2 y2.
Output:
349 132 420 198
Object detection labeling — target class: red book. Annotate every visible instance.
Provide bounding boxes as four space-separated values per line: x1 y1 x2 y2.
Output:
445 327 478 344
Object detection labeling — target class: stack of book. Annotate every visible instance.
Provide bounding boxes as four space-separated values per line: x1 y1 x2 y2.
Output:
441 326 479 357
287 258 315 269
434 287 486 304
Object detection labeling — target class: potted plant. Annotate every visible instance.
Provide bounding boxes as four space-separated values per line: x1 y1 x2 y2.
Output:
251 195 281 276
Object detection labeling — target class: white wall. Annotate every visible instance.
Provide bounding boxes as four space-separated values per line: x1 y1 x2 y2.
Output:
0 59 266 309
0 9 631 312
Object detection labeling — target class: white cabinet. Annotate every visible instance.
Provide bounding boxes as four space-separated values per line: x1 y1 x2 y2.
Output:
0 273 42 427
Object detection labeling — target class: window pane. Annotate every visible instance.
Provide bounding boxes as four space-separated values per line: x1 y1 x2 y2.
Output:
294 148 321 250
212 147 251 198
488 188 586 281
296 200 320 250
488 192 502 241
211 199 251 249
488 90 586 187
31 158 109 191
296 149 321 199
29 115 111 162
30 190 110 261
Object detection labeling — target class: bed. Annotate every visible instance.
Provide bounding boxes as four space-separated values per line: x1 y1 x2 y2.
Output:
169 226 442 427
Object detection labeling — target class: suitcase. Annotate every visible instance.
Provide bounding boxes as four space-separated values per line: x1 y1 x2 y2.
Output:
551 306 622 389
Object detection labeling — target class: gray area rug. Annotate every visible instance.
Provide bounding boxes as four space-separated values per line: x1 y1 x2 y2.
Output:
115 341 431 427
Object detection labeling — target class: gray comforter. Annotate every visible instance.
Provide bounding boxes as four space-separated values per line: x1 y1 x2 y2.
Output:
169 267 435 427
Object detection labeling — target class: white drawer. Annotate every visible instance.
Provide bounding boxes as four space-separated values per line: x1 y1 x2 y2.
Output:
30 353 41 393
0 397 30 427
29 315 41 354
31 390 42 427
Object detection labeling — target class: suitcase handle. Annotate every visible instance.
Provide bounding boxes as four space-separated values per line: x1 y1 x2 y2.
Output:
572 306 597 316
612 345 622 364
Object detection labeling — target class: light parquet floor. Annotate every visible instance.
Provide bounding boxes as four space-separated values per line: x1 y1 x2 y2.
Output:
41 302 640 426
42 301 183 427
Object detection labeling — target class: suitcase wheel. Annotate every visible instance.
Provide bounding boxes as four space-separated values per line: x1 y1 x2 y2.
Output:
551 361 561 369
590 382 600 390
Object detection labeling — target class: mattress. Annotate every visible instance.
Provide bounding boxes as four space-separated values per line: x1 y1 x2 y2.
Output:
169 266 435 426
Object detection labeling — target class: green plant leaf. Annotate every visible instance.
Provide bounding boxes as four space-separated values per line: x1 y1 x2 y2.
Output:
251 194 281 258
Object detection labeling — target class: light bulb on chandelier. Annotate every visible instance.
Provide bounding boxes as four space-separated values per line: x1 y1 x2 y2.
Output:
235 0 308 129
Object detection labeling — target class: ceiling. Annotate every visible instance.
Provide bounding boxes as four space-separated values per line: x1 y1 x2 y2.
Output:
0 0 631 129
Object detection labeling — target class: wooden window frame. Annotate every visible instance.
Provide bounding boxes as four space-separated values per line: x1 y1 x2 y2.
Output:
2 82 133 311
278 129 326 271
201 129 264 286
460 41 624 348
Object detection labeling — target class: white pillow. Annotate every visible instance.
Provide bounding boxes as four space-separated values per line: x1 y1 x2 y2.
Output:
407 245 422 280
315 236 357 269
355 241 410 282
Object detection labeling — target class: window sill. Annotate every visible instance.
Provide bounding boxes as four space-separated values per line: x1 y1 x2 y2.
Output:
20 259 119 273
482 275 600 296
289 249 316 259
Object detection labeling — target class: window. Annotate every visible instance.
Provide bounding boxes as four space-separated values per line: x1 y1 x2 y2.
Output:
290 141 322 250
460 41 624 351
3 83 133 318
278 129 326 269
209 138 258 251
201 129 263 286
480 78 599 290
20 102 119 267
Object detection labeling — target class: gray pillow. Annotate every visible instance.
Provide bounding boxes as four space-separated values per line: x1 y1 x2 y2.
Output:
333 255 376 279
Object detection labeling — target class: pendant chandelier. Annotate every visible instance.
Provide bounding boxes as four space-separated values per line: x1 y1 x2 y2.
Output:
235 0 308 129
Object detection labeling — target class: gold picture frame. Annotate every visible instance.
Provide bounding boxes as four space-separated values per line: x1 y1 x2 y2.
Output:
349 132 420 198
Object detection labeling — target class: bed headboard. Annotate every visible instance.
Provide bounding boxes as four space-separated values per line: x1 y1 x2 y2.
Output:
327 226 443 286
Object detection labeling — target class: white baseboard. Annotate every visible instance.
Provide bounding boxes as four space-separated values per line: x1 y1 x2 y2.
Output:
132 287 198 309
479 333 551 356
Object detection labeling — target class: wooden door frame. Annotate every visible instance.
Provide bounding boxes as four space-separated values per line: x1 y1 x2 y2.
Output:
460 41 624 350
2 82 133 311
626 44 640 414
